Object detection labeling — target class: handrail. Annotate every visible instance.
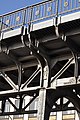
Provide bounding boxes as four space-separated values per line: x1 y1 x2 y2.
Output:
0 0 80 32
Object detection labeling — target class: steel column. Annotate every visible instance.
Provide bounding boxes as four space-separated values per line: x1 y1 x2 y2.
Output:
37 89 47 120
2 99 6 113
74 54 79 83
18 64 22 90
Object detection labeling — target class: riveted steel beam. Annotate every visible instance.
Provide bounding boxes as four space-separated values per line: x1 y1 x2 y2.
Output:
37 89 47 120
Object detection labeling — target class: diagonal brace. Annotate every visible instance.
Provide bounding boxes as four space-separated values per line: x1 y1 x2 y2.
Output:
21 67 40 89
22 94 37 111
0 71 18 90
51 57 74 83
8 98 18 111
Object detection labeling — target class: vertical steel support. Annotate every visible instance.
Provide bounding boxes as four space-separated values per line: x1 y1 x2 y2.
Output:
2 99 6 113
55 0 59 37
43 65 51 87
74 54 78 83
20 6 52 120
19 95 23 111
37 89 46 120
37 64 51 120
18 64 22 90
0 17 3 32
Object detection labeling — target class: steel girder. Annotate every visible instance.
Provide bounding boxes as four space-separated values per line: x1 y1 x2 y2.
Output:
0 20 80 120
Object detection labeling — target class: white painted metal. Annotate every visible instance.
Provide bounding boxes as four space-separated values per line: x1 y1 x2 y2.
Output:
37 89 46 120
75 111 79 120
1 11 80 41
60 11 80 24
56 112 62 120
32 19 55 31
24 96 30 120
51 76 80 88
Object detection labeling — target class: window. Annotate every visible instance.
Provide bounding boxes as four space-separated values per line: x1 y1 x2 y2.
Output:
63 110 75 120
5 101 10 112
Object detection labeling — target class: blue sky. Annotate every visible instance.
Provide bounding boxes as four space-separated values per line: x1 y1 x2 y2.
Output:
0 0 43 15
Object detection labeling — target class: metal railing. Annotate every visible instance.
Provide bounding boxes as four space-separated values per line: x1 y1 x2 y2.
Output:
0 0 80 31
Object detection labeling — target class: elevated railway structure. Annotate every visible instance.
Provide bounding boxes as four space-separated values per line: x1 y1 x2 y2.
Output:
0 0 80 119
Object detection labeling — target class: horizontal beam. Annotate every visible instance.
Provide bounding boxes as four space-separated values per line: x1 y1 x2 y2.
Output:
0 61 38 72
0 110 37 116
0 86 41 99
19 55 35 61
49 47 70 55
51 52 72 61
51 107 75 112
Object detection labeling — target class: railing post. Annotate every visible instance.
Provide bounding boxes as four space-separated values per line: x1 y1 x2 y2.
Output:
55 0 60 37
0 17 1 31
0 16 3 32
22 9 26 26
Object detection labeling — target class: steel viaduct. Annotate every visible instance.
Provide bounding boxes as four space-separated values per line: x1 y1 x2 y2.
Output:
0 0 80 120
